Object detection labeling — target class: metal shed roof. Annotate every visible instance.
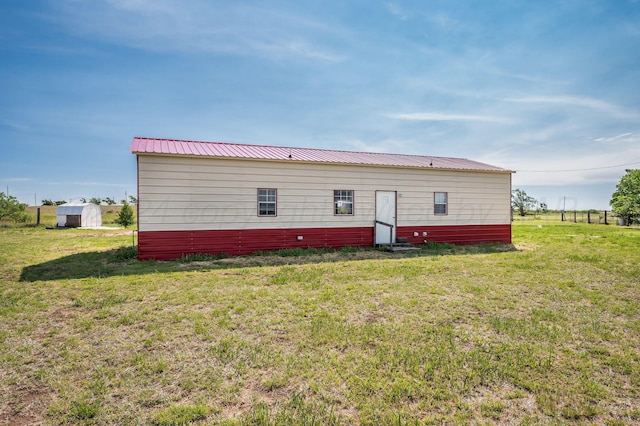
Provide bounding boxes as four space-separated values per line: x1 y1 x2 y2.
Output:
56 203 99 215
130 137 512 172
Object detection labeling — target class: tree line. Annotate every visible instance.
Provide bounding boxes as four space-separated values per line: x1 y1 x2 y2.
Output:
41 196 138 206
511 189 548 217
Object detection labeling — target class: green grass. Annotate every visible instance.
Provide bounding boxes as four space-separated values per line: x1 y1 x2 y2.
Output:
1 221 639 424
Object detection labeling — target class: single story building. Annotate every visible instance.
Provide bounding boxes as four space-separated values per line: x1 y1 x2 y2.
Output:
130 137 513 260
56 203 102 228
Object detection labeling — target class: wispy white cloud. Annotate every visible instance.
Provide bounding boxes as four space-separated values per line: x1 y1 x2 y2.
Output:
104 0 172 13
253 40 346 62
345 138 422 154
386 112 511 124
592 132 640 144
426 13 460 31
479 146 640 186
487 68 570 85
1 177 34 182
1 178 128 187
504 95 640 120
71 181 130 188
52 0 346 61
385 3 409 20
0 119 31 132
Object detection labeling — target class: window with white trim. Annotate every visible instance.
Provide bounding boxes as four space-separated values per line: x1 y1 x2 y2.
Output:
258 189 277 216
334 190 354 215
434 192 448 215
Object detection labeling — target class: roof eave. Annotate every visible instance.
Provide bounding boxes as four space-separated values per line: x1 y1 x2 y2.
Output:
131 149 513 173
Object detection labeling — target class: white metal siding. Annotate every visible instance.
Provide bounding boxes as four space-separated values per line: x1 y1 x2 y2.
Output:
137 156 511 232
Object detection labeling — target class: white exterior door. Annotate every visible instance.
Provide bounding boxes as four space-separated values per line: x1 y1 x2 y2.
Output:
375 191 396 245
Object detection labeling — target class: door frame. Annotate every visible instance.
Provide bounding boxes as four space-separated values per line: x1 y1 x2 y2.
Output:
66 214 81 228
374 190 397 245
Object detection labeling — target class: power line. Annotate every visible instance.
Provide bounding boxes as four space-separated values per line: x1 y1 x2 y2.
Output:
518 160 640 173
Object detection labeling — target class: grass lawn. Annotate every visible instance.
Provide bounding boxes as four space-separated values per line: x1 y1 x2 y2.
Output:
1 221 639 425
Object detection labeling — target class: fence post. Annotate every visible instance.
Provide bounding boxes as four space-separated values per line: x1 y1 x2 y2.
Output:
588 211 591 224
36 207 41 225
604 211 608 225
574 211 577 223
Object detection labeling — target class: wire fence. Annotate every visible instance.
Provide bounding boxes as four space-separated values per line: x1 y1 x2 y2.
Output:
560 210 613 224
513 211 628 225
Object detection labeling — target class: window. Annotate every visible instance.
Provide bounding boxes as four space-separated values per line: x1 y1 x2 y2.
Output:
258 189 277 216
434 192 447 215
334 190 354 215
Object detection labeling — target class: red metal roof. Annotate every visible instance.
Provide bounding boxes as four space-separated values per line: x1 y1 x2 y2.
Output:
130 137 511 172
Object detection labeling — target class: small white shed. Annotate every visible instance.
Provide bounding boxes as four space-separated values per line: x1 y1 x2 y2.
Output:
56 203 102 228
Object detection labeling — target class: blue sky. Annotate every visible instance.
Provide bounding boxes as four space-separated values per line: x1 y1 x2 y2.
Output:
1 0 639 210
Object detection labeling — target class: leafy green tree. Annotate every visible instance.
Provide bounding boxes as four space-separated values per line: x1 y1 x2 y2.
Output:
0 192 30 223
512 189 538 216
121 196 137 205
115 200 135 228
103 197 116 206
42 199 55 206
610 169 640 225
89 197 102 205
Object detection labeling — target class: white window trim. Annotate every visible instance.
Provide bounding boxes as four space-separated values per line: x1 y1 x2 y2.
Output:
258 188 277 217
434 192 448 215
334 190 354 216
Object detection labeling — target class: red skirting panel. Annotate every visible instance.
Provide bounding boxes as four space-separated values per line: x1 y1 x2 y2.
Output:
137 224 511 260
396 224 512 246
137 226 373 260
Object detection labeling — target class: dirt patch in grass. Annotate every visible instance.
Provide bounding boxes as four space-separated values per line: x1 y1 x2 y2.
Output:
1 386 47 426
198 249 394 268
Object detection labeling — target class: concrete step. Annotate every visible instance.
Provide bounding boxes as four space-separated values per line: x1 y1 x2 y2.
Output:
388 245 421 253
379 241 421 252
